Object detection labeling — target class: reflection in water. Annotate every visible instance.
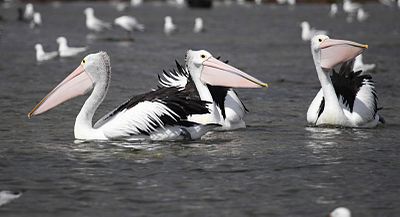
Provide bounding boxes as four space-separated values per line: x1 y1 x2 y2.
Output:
305 127 343 155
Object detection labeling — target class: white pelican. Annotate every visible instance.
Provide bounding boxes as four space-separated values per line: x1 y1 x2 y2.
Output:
353 54 376 73
356 8 369 22
23 3 34 21
35 44 58 62
56 37 87 58
307 35 383 128
0 190 22 207
83 8 112 32
158 50 268 130
300 21 328 41
30 12 41 29
329 207 351 217
114 16 145 36
164 16 177 36
28 52 222 141
193 17 204 33
329 3 338 17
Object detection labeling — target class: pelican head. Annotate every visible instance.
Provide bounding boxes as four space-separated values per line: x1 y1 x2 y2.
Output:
84 7 94 16
28 52 111 118
311 34 368 69
185 50 267 88
329 207 351 217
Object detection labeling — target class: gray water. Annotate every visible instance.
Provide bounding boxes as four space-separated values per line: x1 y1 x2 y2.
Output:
1 1 400 217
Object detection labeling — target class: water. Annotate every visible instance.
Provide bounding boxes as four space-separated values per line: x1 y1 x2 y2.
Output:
1 2 400 216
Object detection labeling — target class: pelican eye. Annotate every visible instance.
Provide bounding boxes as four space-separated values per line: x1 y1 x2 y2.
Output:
201 54 206 58
82 59 86 64
318 38 322 42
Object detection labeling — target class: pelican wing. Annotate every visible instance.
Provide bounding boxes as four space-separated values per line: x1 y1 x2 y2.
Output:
158 60 190 89
95 87 210 138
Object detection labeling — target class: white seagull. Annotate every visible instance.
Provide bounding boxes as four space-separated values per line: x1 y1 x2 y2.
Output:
353 54 376 73
35 44 58 62
84 8 112 32
164 16 177 36
356 8 369 22
193 17 204 33
329 207 351 217
28 52 220 141
158 50 268 130
114 16 144 33
30 12 42 29
131 0 143 7
343 0 361 14
329 3 338 17
300 21 328 41
307 35 383 128
0 191 22 207
56 37 87 58
24 3 34 21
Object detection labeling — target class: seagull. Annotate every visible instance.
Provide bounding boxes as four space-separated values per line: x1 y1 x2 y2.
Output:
28 51 219 141
276 0 287 4
353 54 376 73
131 0 143 7
300 21 328 41
255 0 262 5
307 35 383 128
30 12 42 29
35 44 58 62
56 37 87 58
83 8 112 32
343 0 361 14
193 17 204 33
164 16 177 36
158 50 268 130
357 8 369 22
329 207 351 217
288 0 296 7
0 191 22 207
114 15 145 38
23 3 34 21
329 3 338 17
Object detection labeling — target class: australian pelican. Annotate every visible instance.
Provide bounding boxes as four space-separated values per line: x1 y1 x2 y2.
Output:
28 52 221 141
158 50 268 130
307 35 383 128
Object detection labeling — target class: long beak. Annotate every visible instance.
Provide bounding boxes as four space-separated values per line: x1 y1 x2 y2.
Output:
320 38 368 69
28 65 94 118
201 57 268 88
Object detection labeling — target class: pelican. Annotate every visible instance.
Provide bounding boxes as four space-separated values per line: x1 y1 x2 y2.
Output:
84 8 112 33
300 21 328 41
353 54 376 73
114 15 145 37
28 52 222 141
329 3 338 17
158 50 268 130
56 37 87 58
23 3 34 21
329 207 351 217
193 17 204 33
30 12 41 29
164 16 177 36
307 35 383 128
356 8 369 22
35 44 58 62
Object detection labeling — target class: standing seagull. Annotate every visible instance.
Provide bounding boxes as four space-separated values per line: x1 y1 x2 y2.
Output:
353 54 376 73
356 8 369 22
131 0 143 7
158 50 268 130
23 3 34 21
35 44 58 62
30 12 41 29
193 17 204 33
307 35 383 128
300 21 328 41
114 15 144 39
28 52 221 141
164 16 177 36
329 3 338 17
56 37 87 58
84 8 112 33
329 207 351 217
